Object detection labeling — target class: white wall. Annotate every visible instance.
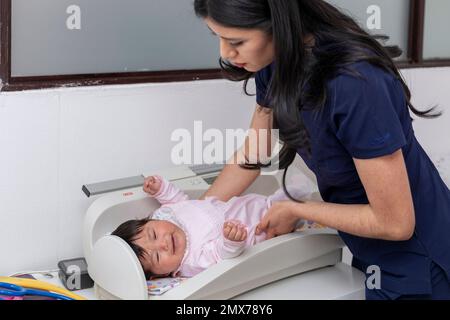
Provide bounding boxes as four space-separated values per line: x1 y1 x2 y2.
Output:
403 67 450 184
1 67 449 276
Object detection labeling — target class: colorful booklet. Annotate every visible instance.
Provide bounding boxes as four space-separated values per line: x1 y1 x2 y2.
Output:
147 277 188 296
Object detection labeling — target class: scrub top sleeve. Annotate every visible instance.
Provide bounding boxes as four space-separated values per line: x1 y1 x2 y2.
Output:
329 70 407 159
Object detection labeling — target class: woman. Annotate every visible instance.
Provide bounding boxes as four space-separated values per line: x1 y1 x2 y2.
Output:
194 0 450 300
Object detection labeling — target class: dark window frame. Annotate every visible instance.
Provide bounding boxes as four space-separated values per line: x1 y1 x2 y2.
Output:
1 0 448 92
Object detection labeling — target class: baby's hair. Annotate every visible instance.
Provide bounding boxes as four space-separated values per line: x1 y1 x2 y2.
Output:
111 217 155 279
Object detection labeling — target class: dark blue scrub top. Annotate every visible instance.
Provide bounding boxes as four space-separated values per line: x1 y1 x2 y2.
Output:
255 60 450 295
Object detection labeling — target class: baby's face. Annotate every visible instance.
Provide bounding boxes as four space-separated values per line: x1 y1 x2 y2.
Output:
134 220 186 277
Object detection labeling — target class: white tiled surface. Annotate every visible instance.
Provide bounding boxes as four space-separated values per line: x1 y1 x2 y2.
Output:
0 80 255 275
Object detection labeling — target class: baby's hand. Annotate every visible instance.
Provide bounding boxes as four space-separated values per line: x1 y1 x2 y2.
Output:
223 220 247 242
143 175 162 195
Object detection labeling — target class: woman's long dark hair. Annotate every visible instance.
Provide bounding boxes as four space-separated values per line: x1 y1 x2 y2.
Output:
194 0 440 202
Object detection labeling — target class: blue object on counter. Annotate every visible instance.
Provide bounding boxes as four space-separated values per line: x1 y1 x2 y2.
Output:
0 282 73 300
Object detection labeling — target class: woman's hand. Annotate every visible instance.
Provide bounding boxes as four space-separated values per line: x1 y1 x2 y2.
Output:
256 201 300 239
143 175 162 195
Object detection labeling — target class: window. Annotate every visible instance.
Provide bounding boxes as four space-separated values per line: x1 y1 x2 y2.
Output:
0 0 448 91
327 0 410 61
423 0 450 60
11 0 219 76
0 0 222 91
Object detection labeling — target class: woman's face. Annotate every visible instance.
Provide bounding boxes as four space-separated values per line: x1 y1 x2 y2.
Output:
205 18 275 73
134 220 186 277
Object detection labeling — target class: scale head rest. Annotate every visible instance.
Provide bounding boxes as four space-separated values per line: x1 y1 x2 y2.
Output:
89 235 148 300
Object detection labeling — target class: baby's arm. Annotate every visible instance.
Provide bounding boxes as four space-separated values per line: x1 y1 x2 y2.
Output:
196 221 248 272
216 220 248 259
199 221 248 264
143 175 189 204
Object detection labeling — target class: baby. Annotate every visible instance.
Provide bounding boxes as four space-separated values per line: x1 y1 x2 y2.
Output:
112 174 314 279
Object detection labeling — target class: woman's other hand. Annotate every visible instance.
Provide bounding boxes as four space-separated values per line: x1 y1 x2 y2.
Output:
256 201 300 239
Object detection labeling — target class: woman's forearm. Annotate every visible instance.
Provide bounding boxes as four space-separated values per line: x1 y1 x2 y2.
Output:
200 160 260 201
201 105 272 202
290 200 411 241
